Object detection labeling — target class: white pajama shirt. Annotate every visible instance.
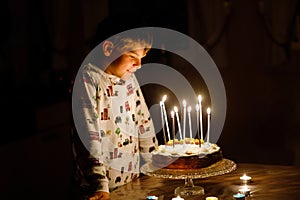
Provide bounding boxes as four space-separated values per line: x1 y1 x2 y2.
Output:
72 63 157 193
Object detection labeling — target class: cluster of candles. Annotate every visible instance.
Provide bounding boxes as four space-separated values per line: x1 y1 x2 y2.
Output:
159 94 211 145
233 174 252 199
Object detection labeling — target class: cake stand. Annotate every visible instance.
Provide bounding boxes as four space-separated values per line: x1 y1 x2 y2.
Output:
141 158 237 197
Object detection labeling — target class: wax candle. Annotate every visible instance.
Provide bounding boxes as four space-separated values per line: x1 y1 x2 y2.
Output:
240 174 252 184
174 106 183 141
205 197 218 200
182 100 187 141
196 104 200 142
238 185 250 196
198 95 203 140
159 101 167 144
172 195 184 200
161 95 171 141
147 196 158 200
187 106 192 139
171 110 175 148
206 107 211 143
233 193 245 199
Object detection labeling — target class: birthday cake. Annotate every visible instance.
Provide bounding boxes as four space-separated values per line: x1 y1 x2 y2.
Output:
152 138 223 169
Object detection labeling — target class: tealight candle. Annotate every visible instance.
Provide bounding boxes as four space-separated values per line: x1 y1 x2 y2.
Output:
240 173 252 184
147 196 158 200
233 193 245 200
172 195 184 200
238 185 251 196
205 197 218 200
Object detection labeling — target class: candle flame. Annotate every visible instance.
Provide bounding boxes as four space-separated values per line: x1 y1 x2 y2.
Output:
195 104 199 111
182 100 186 107
188 106 192 112
162 95 167 102
171 111 174 118
174 106 178 112
159 101 163 106
198 95 202 102
207 107 211 114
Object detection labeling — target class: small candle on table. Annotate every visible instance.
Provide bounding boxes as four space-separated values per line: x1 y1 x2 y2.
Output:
174 106 183 141
161 95 171 141
171 110 175 148
240 173 252 184
182 100 187 142
206 107 211 143
205 197 218 200
172 195 184 200
233 193 245 200
147 196 158 200
198 95 203 140
187 106 192 139
238 185 250 196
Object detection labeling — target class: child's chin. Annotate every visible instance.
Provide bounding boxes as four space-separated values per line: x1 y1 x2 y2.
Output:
121 73 132 80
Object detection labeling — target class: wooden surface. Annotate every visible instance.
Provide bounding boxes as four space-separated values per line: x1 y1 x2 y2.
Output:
110 162 300 200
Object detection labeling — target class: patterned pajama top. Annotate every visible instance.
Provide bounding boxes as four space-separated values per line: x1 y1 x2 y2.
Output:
72 63 158 193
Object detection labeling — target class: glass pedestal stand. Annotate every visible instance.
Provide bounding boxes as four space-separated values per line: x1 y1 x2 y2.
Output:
141 158 237 197
174 175 205 196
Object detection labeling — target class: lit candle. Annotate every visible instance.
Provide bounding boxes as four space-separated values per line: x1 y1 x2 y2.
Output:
240 174 252 184
206 107 211 143
198 95 203 140
172 195 184 200
174 106 183 141
238 185 250 197
161 95 171 141
187 106 192 139
205 197 218 200
233 193 245 200
147 196 158 200
196 104 200 143
182 100 187 142
159 101 167 144
171 110 175 148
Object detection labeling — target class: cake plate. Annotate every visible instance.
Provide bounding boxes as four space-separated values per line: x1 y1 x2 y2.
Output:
141 158 237 197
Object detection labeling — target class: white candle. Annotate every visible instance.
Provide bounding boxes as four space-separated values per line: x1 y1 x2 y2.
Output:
171 110 175 148
198 95 203 140
240 174 252 183
207 107 211 143
172 195 184 200
159 101 167 144
174 106 182 141
182 100 187 141
205 197 218 200
161 95 171 141
196 104 200 143
238 185 250 196
187 106 192 139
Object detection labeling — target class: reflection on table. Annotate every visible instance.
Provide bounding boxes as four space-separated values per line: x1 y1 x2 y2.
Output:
110 163 300 200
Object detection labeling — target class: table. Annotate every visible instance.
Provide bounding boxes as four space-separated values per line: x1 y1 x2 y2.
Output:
110 163 300 200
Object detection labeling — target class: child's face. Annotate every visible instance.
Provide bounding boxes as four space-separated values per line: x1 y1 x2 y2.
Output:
105 48 147 80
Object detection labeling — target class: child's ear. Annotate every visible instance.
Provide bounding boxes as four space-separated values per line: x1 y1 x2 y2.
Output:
103 40 114 56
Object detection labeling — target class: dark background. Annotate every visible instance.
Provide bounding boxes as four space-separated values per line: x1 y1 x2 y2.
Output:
1 0 300 199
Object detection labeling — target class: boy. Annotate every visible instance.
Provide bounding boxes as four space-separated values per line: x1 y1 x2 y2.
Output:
71 17 158 200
